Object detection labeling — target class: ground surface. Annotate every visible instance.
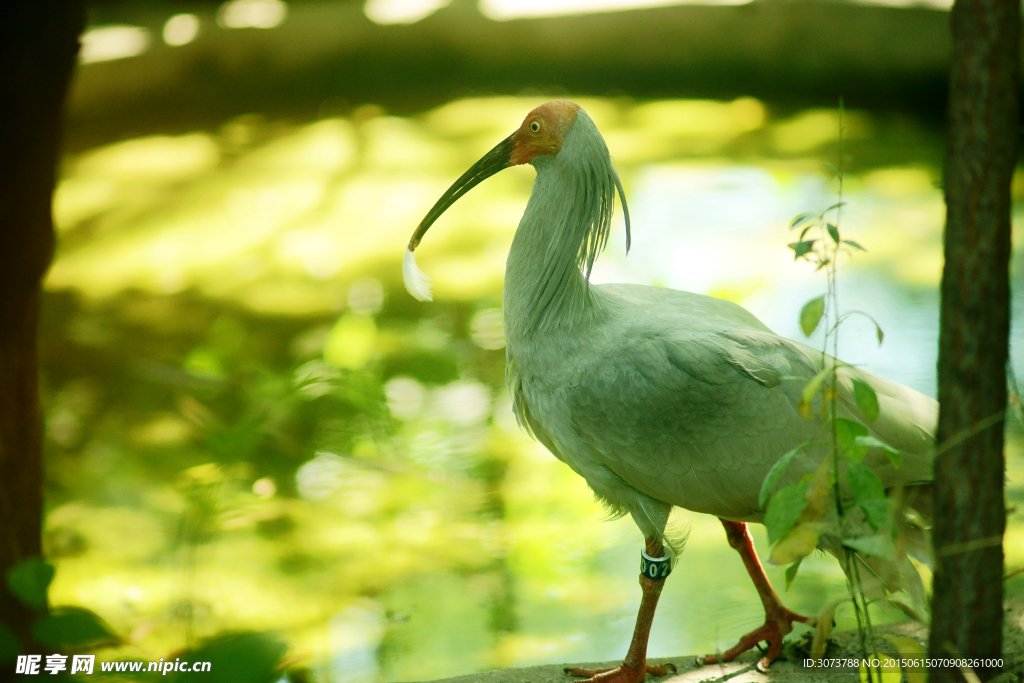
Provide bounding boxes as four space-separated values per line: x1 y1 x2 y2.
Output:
420 597 1024 683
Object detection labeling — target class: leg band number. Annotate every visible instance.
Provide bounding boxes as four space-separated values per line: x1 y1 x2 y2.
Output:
640 550 671 579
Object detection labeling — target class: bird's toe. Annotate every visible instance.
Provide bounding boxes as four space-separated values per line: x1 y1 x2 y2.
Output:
565 661 675 682
647 662 676 676
699 608 806 671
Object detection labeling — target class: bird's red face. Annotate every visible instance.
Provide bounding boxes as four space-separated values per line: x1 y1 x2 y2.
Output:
509 100 580 166
407 100 581 250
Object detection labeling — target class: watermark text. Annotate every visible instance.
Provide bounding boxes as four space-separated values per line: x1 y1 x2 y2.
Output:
16 655 211 675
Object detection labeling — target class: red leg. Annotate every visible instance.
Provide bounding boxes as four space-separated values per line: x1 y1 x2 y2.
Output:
566 537 677 682
701 520 815 672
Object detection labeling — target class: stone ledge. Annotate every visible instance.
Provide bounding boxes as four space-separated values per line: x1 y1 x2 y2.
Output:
420 597 1024 683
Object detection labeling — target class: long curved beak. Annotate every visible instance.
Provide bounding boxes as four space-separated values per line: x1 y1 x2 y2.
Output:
407 133 515 250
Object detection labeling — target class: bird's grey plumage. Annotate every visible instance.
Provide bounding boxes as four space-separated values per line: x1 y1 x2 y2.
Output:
403 101 937 619
501 109 937 566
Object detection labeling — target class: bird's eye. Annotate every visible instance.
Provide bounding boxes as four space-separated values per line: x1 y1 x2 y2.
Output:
530 120 541 133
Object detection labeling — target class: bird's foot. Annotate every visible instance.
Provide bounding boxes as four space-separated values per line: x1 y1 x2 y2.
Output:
565 661 676 682
700 605 814 672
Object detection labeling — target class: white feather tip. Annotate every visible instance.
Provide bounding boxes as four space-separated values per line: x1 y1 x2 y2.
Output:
403 248 433 302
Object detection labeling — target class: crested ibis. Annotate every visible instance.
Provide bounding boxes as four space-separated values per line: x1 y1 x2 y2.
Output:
402 101 936 682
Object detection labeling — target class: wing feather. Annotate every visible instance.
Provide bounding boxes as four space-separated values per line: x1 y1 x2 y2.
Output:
525 284 937 521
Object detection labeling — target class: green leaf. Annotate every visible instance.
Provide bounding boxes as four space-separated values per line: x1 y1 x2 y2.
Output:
853 435 902 468
824 202 847 213
846 461 886 501
803 458 834 521
827 223 839 243
842 239 866 251
798 367 832 419
800 296 825 336
859 499 890 530
765 482 808 544
845 448 868 463
759 441 817 508
790 213 817 230
853 379 880 423
842 533 896 561
32 607 120 650
833 417 868 449
875 322 884 344
886 448 901 468
884 636 927 683
6 558 54 609
884 635 926 658
851 434 889 450
0 622 19 664
785 558 802 591
883 598 927 624
811 597 852 661
844 444 868 462
167 631 287 683
789 240 816 259
769 522 822 565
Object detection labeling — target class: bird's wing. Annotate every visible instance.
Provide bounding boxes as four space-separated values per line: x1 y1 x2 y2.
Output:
548 285 935 520
549 287 820 519
780 337 936 485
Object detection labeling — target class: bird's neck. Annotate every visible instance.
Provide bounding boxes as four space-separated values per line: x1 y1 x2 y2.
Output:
503 161 599 342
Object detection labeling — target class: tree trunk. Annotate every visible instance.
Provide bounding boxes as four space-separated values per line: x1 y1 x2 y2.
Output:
929 0 1019 679
0 2 84 660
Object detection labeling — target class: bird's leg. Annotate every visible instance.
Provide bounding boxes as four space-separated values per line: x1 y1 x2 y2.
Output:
566 537 677 682
702 520 814 672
